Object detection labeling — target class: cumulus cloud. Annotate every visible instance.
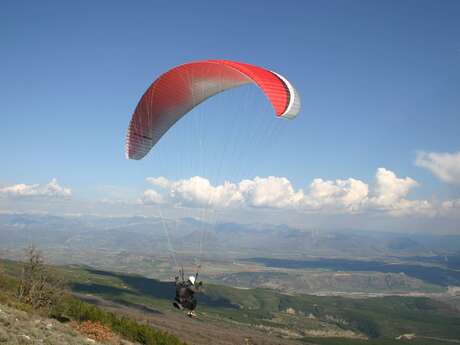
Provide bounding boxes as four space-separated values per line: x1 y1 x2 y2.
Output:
416 151 460 184
145 176 243 208
142 168 436 216
367 168 434 216
239 176 304 209
372 168 418 205
0 178 71 199
303 178 368 212
142 189 165 205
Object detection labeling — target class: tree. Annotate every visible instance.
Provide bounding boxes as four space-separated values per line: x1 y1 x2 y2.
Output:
17 246 63 311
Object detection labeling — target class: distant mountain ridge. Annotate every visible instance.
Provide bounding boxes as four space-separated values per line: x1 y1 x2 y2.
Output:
1 213 459 260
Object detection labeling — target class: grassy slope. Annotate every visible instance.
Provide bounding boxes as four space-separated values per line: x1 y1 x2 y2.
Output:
57 264 460 342
0 302 111 345
0 259 186 345
2 258 460 344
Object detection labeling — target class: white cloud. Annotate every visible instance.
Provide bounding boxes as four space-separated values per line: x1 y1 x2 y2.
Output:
303 178 368 212
239 176 304 209
142 169 436 216
416 151 460 184
141 189 165 205
145 176 243 208
0 178 72 199
372 168 418 205
440 198 460 217
369 168 429 214
364 168 433 216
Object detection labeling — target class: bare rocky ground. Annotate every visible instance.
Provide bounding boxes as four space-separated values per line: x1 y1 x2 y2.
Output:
0 303 133 345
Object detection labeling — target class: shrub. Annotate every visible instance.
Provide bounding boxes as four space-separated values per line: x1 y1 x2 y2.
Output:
344 311 381 338
57 297 186 345
16 246 64 312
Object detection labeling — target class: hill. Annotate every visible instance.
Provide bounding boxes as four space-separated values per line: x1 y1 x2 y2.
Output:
0 258 186 345
65 267 460 343
0 302 125 345
3 257 460 345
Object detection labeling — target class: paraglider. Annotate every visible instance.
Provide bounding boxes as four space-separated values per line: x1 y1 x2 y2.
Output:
125 59 301 160
125 59 300 316
173 269 203 317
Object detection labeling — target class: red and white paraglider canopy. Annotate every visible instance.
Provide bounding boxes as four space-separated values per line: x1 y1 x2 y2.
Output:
125 60 301 160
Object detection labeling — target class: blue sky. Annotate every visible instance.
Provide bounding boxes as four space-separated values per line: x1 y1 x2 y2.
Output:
1 0 459 231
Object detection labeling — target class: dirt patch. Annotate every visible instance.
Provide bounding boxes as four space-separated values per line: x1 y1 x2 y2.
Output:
72 321 119 343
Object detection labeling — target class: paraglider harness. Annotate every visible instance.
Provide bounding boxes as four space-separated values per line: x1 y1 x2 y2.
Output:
173 267 202 312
